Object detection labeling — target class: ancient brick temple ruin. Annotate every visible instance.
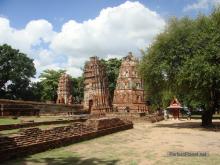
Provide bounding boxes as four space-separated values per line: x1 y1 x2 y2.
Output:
113 52 148 112
56 73 73 104
0 118 133 162
83 56 111 115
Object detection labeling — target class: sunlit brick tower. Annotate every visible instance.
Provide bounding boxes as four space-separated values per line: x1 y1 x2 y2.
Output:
56 73 73 104
113 52 148 112
83 56 111 115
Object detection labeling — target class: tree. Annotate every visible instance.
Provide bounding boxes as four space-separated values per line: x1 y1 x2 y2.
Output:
39 69 66 101
101 58 122 103
139 8 220 126
19 82 43 101
72 77 84 103
0 44 36 99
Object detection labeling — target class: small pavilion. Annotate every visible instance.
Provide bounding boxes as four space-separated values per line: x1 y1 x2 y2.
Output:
167 98 183 119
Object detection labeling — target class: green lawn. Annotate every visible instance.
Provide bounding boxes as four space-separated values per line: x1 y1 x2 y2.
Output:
0 118 20 125
0 123 70 136
0 116 69 125
0 128 19 136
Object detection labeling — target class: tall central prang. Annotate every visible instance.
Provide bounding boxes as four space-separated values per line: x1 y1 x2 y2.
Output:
83 56 111 115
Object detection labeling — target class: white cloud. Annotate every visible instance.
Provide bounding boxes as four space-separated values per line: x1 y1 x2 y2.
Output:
33 59 61 74
106 54 124 60
0 1 166 80
25 20 56 44
0 18 56 53
183 0 220 12
66 67 83 78
50 1 165 57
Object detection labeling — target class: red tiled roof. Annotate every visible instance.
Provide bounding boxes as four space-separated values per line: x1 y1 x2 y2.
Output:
167 98 183 109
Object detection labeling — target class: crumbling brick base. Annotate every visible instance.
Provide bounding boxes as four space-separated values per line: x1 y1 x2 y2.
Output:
0 117 133 162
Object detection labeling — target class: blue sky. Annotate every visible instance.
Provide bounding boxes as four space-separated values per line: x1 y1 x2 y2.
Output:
0 0 218 79
0 0 213 30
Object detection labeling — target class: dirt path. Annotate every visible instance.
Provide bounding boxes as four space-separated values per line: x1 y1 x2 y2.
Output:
4 119 220 165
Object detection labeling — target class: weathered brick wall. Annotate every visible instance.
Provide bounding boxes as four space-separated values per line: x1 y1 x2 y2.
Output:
0 118 133 162
0 99 83 116
86 117 129 130
106 112 164 123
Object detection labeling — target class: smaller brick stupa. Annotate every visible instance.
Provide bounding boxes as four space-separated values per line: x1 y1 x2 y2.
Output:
56 73 73 104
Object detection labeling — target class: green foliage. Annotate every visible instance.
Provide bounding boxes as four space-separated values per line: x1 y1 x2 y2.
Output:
39 70 84 103
39 69 66 101
0 44 36 99
72 77 84 103
101 58 122 102
139 8 220 125
25 82 44 101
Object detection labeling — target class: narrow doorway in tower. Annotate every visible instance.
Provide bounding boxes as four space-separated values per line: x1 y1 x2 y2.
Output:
88 99 93 113
61 98 65 104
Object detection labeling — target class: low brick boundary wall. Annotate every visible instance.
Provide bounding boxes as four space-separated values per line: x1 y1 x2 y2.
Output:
149 115 164 123
106 112 164 122
0 99 83 116
0 118 87 131
0 118 133 162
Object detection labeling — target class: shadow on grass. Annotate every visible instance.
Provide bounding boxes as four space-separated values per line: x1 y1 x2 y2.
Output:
4 156 119 165
153 121 220 132
182 115 220 120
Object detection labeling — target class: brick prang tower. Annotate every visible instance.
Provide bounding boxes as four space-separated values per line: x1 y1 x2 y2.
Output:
56 73 73 104
83 56 111 115
113 52 148 112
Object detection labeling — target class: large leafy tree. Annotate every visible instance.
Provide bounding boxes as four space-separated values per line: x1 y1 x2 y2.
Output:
101 58 122 103
139 9 220 126
20 82 44 101
0 44 36 99
72 76 84 103
39 69 66 101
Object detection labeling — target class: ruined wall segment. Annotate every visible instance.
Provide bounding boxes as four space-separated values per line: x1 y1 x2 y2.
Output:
113 52 148 112
83 56 111 114
56 73 73 104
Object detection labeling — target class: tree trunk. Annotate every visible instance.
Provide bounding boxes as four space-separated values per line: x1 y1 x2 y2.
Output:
201 109 213 127
202 84 218 127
